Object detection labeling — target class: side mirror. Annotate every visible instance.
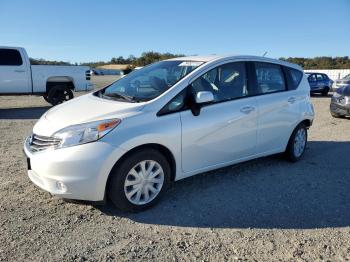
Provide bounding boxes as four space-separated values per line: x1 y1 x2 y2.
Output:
190 91 214 116
195 91 214 104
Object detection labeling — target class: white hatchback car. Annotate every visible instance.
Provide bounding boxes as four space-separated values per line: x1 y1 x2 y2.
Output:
24 55 314 211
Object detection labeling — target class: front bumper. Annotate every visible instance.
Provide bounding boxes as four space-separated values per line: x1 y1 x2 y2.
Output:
23 137 126 201
330 101 350 116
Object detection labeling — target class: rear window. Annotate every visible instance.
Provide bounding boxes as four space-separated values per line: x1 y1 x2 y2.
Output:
284 67 303 90
0 49 23 66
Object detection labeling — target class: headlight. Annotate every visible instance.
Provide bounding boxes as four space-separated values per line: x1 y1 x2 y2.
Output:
53 119 121 148
333 92 341 98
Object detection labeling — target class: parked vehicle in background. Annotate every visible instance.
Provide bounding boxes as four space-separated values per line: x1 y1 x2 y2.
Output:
306 72 333 96
0 47 93 105
24 55 314 212
330 85 350 118
332 73 350 91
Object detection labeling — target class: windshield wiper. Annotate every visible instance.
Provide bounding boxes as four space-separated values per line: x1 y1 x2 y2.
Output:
101 92 136 102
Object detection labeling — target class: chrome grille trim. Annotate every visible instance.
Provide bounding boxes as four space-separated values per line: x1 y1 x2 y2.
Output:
29 134 62 152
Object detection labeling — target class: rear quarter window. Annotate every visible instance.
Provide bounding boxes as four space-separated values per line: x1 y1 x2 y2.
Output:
284 67 303 90
0 49 23 66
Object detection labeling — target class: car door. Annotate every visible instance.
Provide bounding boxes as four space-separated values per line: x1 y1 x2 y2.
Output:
180 61 258 173
316 74 325 90
253 62 301 154
308 74 317 91
0 48 31 93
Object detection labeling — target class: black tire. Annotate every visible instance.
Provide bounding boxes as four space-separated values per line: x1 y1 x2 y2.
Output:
47 86 73 106
42 94 50 103
108 149 171 212
322 87 329 96
285 123 307 162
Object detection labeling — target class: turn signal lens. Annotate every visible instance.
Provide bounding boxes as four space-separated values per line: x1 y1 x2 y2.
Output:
97 119 121 132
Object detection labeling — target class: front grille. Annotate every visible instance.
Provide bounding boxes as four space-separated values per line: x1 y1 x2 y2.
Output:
29 134 62 152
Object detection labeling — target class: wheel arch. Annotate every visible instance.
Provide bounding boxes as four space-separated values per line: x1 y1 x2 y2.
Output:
46 76 75 93
299 118 312 129
105 143 177 195
284 118 312 152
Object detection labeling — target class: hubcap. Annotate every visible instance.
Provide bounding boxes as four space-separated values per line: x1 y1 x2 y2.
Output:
294 128 306 157
124 160 164 205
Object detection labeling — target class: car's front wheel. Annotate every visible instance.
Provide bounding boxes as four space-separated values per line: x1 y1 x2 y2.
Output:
108 149 171 212
285 123 307 162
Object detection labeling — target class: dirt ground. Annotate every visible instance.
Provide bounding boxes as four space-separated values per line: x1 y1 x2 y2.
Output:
0 76 349 261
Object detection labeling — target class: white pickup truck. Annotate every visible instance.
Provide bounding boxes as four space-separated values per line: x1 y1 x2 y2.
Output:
0 46 94 105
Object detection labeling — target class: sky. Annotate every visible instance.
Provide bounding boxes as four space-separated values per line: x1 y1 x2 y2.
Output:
0 0 349 63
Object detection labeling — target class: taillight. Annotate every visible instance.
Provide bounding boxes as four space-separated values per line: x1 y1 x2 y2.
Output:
85 70 91 80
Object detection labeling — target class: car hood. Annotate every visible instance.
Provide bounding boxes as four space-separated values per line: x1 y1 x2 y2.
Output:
33 93 145 136
336 86 350 96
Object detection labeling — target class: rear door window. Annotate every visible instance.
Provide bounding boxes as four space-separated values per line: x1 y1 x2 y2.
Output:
0 49 23 66
316 74 324 81
254 62 286 94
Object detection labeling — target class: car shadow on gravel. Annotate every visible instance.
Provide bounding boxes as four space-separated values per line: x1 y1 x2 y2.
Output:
0 106 50 120
311 93 333 99
98 141 350 229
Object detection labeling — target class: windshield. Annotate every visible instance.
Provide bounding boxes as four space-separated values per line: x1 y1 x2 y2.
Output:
98 60 204 102
343 74 350 80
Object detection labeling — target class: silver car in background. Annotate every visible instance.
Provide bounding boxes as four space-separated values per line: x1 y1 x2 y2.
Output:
333 74 350 91
330 85 350 118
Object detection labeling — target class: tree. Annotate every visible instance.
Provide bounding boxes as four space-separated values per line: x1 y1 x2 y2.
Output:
279 56 350 69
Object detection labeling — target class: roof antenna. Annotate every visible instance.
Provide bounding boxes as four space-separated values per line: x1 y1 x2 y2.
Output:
262 51 268 57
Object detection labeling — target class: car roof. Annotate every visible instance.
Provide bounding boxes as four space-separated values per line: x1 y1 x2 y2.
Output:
306 72 327 75
167 55 302 70
0 46 24 49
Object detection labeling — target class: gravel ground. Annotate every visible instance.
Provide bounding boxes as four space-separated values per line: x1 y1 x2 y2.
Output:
0 78 349 261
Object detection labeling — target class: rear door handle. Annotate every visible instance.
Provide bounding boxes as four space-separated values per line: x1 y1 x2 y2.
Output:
288 97 296 103
240 106 255 114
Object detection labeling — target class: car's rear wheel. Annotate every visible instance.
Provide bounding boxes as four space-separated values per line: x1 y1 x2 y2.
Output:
108 149 171 212
47 86 73 106
285 123 307 162
322 87 329 96
42 94 50 103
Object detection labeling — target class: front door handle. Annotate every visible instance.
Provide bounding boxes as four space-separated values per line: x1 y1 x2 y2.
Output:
240 106 255 114
288 97 296 103
14 70 25 73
